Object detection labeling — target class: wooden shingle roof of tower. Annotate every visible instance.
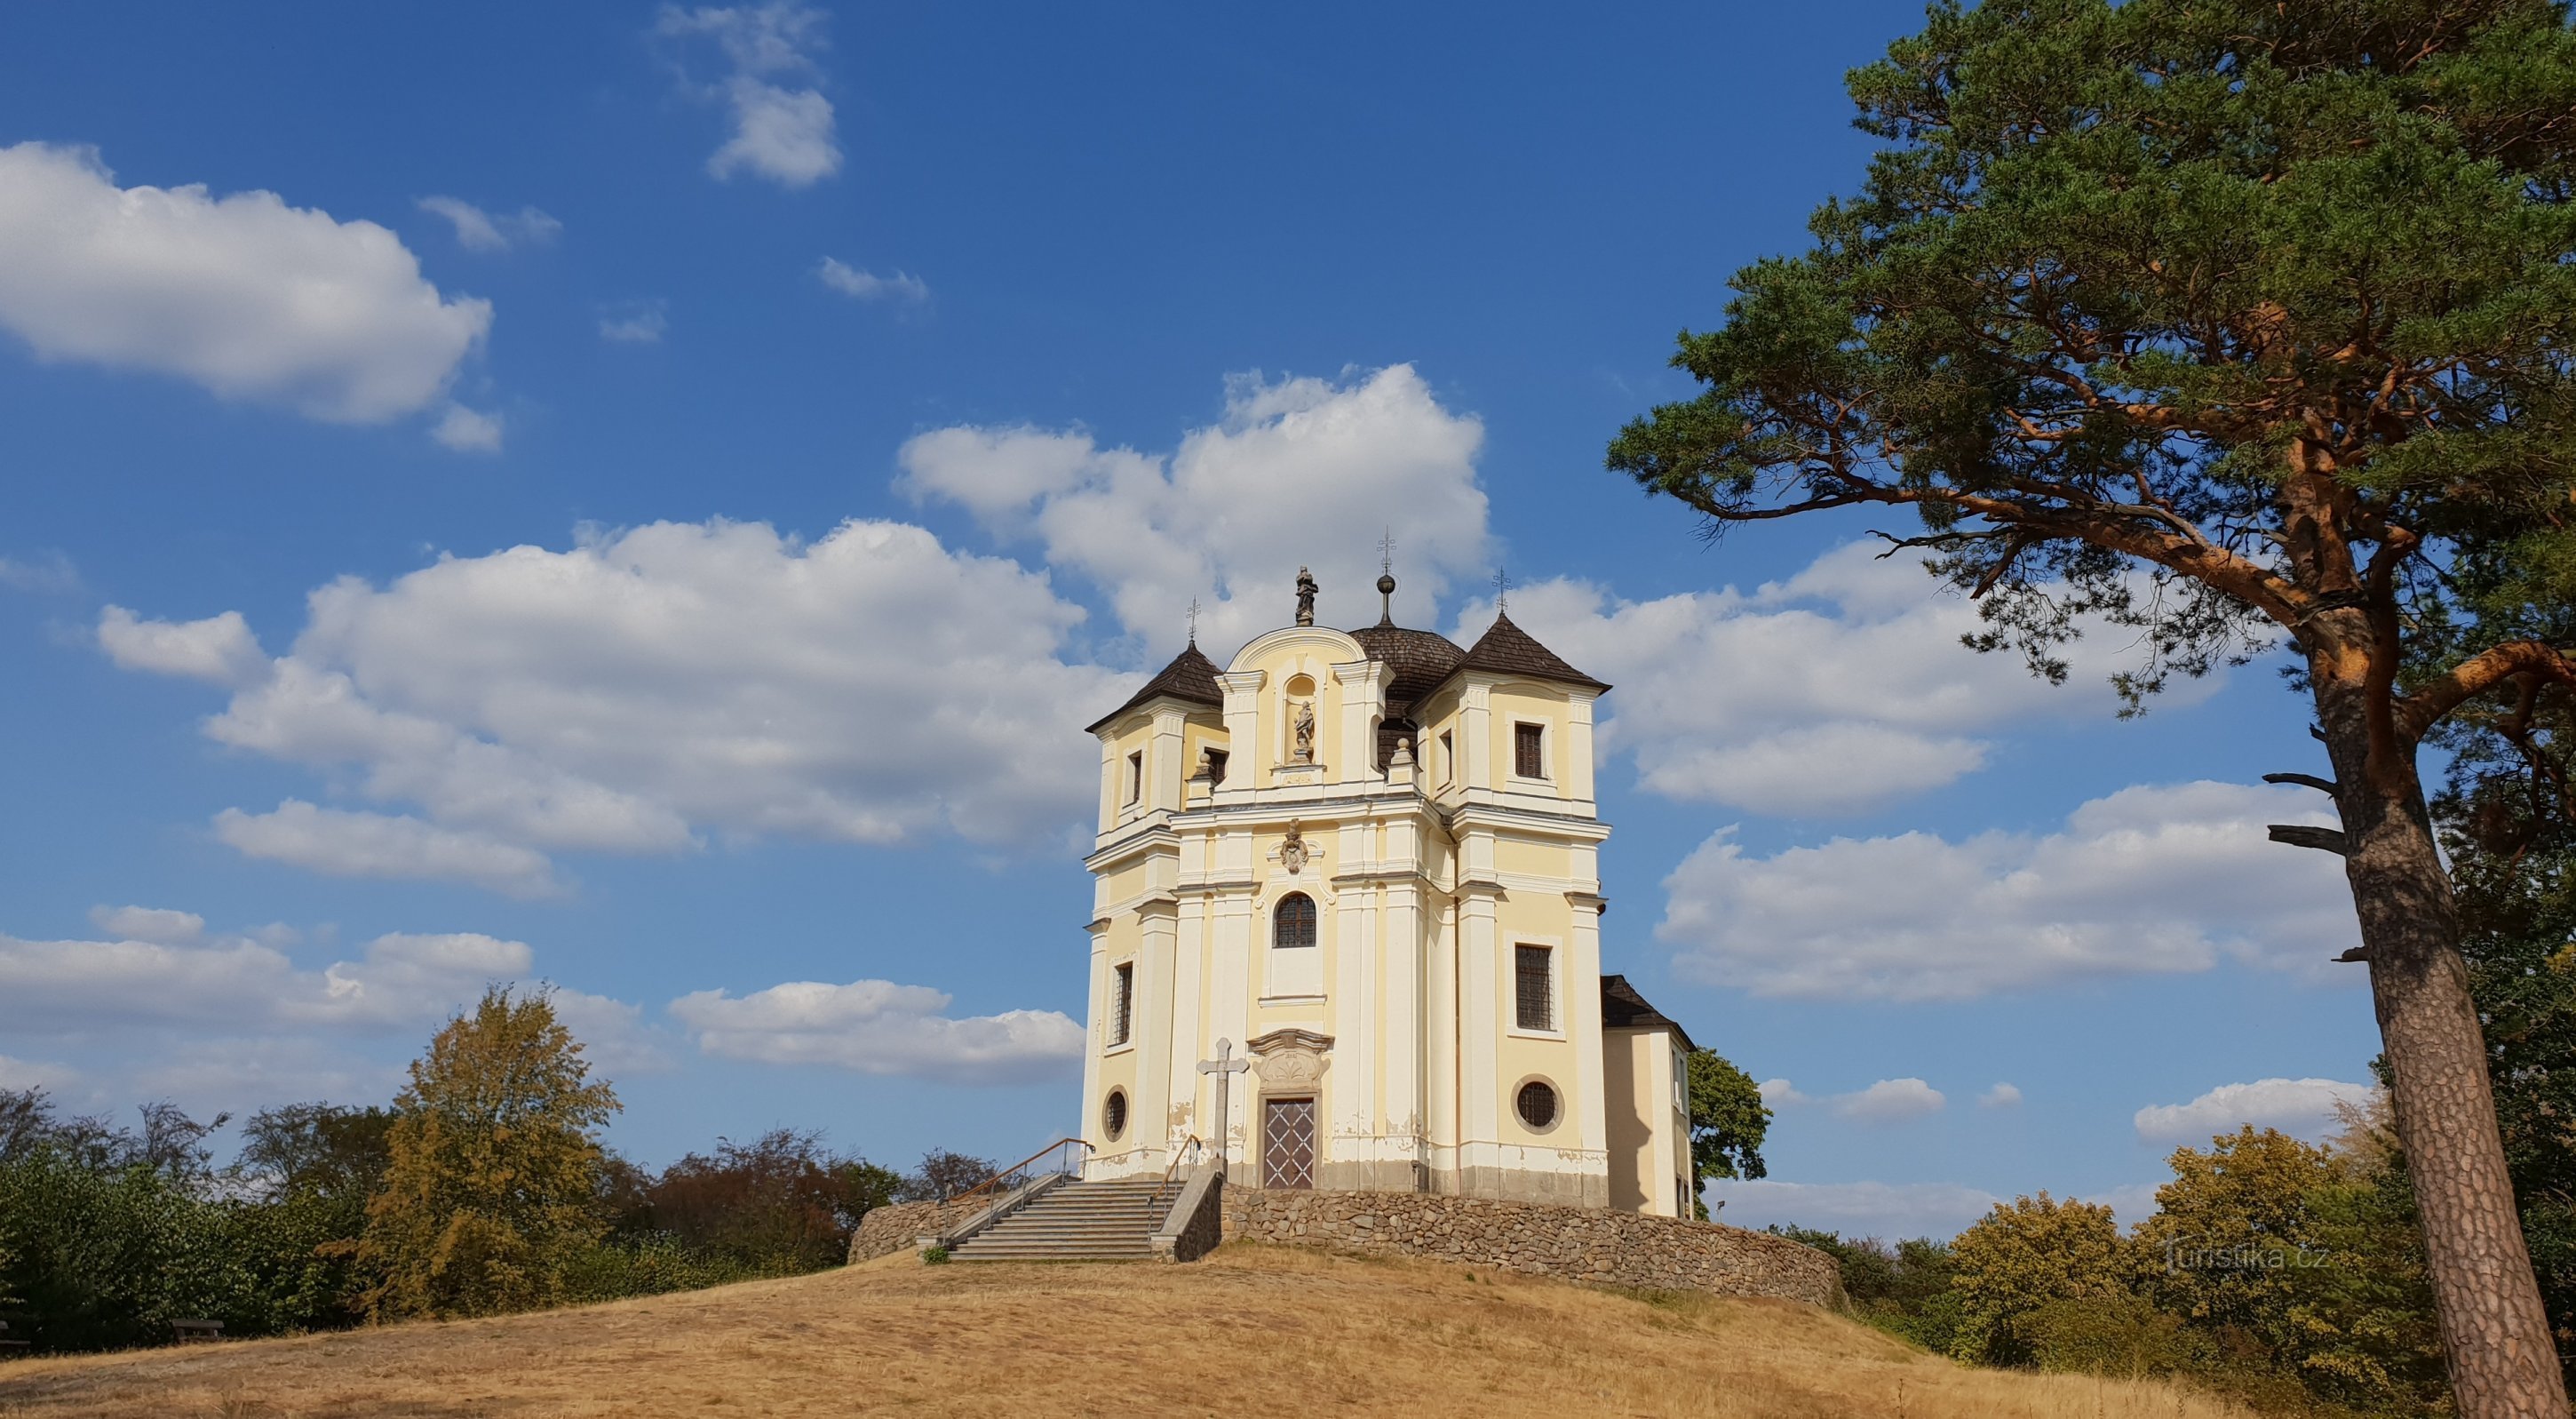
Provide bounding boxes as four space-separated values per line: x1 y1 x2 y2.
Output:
1083 641 1225 733
1455 610 1610 693
1600 974 1697 1053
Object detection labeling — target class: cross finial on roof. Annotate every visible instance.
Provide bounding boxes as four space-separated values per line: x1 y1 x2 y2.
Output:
1493 567 1513 614
1186 597 1201 645
1379 528 1395 576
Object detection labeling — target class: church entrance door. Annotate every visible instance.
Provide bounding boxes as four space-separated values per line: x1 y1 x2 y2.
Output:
1261 1096 1316 1190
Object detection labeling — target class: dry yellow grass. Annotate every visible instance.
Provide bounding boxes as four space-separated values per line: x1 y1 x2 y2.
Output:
0 1244 2254 1419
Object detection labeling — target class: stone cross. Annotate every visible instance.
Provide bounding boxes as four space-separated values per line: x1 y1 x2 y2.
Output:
1197 1038 1251 1175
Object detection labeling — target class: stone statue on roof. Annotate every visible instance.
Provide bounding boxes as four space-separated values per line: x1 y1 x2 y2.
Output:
1294 566 1318 627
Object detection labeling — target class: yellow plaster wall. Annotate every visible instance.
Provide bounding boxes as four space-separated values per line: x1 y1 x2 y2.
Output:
1486 685 1578 798
1602 1028 1656 1212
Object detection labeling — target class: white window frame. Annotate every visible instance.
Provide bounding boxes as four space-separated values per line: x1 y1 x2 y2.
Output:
1508 719 1550 784
1105 961 1136 1053
1507 938 1565 1040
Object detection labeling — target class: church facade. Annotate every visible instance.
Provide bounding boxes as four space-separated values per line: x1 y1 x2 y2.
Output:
1077 569 1698 1217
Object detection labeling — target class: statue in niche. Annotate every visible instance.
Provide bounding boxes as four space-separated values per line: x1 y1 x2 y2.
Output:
1292 697 1316 763
1280 820 1310 874
1294 566 1318 627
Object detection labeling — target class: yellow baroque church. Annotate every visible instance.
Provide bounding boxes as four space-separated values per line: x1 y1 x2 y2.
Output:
1078 567 1699 1217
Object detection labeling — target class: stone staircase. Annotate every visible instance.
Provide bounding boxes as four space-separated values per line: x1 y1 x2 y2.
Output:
948 1178 1175 1263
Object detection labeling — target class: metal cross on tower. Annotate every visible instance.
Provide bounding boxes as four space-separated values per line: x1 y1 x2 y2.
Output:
1197 1038 1251 1175
1493 567 1513 613
1185 596 1201 645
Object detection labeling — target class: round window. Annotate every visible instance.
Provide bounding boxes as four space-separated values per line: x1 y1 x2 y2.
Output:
1515 1080 1560 1131
1102 1088 1129 1141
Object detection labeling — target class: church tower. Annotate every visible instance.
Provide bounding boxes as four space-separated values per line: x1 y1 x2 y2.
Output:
1077 567 1696 1216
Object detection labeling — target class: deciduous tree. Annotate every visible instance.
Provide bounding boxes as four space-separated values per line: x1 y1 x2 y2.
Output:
360 987 619 1319
1608 4 2576 1409
1684 1048 1771 1216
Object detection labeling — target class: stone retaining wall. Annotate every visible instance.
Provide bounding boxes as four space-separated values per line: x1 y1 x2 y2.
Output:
1220 1188 1841 1307
846 1198 987 1264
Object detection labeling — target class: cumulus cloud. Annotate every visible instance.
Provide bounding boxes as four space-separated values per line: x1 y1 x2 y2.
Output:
659 4 842 187
213 802 567 898
104 519 1128 890
1659 780 2358 1000
430 403 504 453
0 142 489 423
0 914 662 1105
98 606 268 688
415 196 561 252
599 299 669 344
1835 1078 1946 1123
1981 1082 2023 1109
671 978 1084 1083
87 905 203 945
816 258 927 303
1474 544 2230 817
902 364 1491 657
2134 1078 2378 1146
1758 1077 1809 1107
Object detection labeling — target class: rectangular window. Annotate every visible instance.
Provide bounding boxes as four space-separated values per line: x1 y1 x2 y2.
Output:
1125 751 1144 804
1439 731 1454 784
1679 1177 1693 1219
1675 1049 1689 1111
1111 962 1133 1046
1205 748 1228 785
1515 945 1553 1031
1514 722 1545 779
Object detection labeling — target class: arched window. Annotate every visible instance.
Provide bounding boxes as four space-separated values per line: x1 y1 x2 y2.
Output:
1273 892 1316 951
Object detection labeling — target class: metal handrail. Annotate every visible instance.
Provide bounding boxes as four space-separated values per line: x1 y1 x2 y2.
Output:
946 1136 1095 1209
1154 1136 1207 1208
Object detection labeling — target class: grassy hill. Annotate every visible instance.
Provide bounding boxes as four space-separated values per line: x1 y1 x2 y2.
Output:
0 1245 2258 1418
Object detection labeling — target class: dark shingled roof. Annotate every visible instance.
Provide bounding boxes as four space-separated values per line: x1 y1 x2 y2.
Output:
1348 622 1465 709
1085 642 1225 734
1456 610 1610 692
1600 974 1697 1053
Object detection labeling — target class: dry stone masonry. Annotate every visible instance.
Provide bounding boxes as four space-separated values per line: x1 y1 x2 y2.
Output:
847 1198 989 1264
1220 1187 1842 1307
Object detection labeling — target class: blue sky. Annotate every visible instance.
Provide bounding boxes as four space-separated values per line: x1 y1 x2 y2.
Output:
0 2 2381 1238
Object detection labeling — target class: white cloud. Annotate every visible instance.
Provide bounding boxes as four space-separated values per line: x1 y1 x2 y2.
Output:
659 4 842 187
599 299 669 344
902 364 1491 658
1835 1077 1946 1123
104 518 1128 891
0 552 78 594
87 905 204 945
1709 1179 2006 1240
1475 543 2231 817
1981 1082 2023 1109
0 916 661 1108
1659 780 2358 1000
816 258 928 303
213 801 567 898
1758 1077 1809 1107
2134 1078 2377 1146
98 605 269 688
0 1054 81 1093
671 978 1084 1084
0 142 489 423
416 196 561 253
431 403 504 454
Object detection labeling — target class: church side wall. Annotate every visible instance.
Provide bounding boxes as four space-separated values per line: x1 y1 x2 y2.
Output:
1220 1187 1842 1309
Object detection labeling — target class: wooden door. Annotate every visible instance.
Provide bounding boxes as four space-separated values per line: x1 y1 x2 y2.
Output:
1261 1096 1316 1190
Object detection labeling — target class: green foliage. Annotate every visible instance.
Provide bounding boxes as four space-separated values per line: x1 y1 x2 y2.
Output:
360 986 622 1320
1949 1193 2141 1367
1769 1226 1963 1352
238 1102 395 1202
920 1245 950 1265
618 1129 896 1274
2025 1293 2207 1381
1608 0 2576 708
1684 1049 1769 1192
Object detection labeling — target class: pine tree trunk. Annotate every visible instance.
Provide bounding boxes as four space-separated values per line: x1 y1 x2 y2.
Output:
2312 657 2569 1417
